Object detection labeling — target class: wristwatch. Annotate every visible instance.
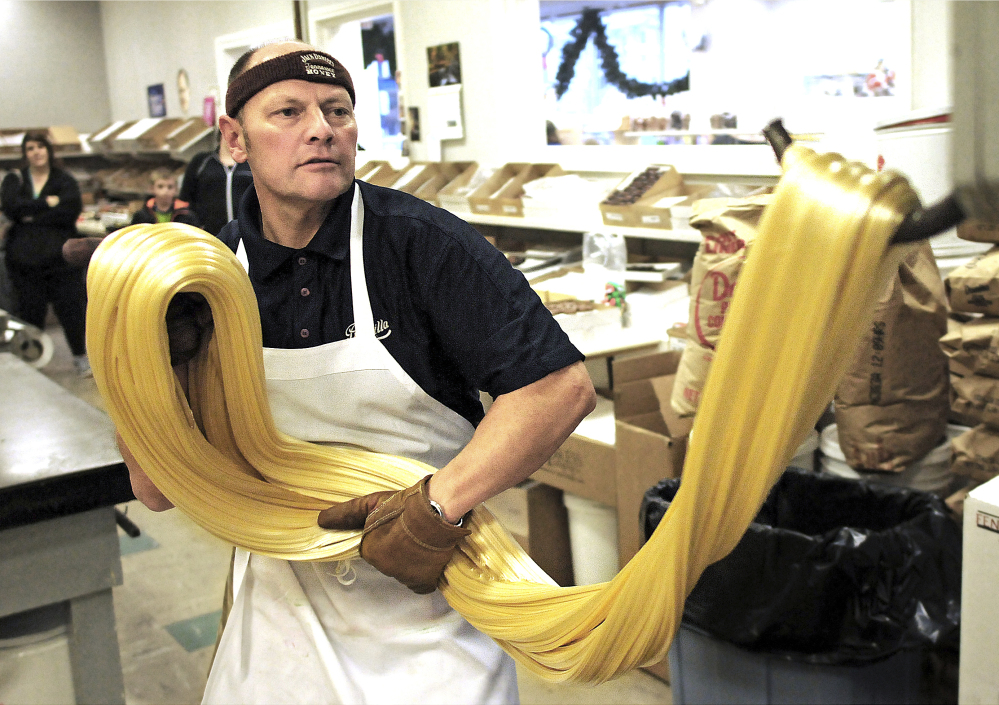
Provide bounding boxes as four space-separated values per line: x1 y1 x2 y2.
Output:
428 499 464 527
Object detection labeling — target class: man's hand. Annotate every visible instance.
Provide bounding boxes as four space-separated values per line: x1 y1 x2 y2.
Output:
317 475 470 594
165 292 214 366
45 195 60 207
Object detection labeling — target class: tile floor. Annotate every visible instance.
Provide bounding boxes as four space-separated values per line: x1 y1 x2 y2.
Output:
37 320 673 705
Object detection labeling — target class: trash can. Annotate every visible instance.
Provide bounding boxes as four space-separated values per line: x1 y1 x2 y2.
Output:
641 467 962 705
0 604 75 705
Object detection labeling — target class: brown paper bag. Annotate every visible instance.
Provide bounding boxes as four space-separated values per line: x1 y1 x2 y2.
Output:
957 218 999 244
671 195 769 417
670 340 714 417
951 424 999 483
951 374 999 428
685 196 769 350
939 316 999 378
834 242 950 471
945 247 999 316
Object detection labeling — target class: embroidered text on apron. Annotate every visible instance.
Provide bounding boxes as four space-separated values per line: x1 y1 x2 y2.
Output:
202 185 519 704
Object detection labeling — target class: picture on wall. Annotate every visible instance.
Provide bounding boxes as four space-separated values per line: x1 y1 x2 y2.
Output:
427 42 461 87
147 83 166 117
409 107 421 142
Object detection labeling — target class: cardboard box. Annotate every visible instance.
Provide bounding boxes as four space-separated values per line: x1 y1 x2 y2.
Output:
488 163 566 217
165 118 212 150
111 118 165 151
599 165 684 227
413 161 474 205
361 162 403 187
137 118 186 150
531 396 616 505
388 162 438 195
613 350 693 568
633 183 715 230
482 480 574 587
467 163 531 216
960 474 999 702
89 121 135 152
0 128 46 155
47 125 82 152
355 159 386 181
436 162 482 212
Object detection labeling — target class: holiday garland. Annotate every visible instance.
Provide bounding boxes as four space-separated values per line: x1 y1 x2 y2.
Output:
554 8 690 99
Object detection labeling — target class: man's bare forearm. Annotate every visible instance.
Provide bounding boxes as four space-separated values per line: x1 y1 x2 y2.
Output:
426 361 596 522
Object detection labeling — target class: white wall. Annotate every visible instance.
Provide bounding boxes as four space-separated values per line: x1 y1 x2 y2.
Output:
99 1 294 122
0 1 111 132
396 0 546 164
910 0 952 112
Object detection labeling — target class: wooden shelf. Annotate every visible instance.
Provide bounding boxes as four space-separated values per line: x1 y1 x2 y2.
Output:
445 209 703 243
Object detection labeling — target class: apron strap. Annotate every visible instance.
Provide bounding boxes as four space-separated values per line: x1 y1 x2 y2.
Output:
348 183 375 340
234 183 374 341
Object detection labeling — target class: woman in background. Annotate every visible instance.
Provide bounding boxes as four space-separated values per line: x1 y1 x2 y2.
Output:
0 132 89 375
180 130 252 236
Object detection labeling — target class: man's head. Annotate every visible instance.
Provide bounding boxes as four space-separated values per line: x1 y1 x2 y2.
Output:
218 41 358 210
225 43 355 119
150 168 178 211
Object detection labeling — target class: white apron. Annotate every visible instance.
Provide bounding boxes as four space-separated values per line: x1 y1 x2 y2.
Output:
202 185 519 705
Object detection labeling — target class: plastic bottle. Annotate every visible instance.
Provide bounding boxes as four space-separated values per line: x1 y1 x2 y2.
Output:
582 231 629 325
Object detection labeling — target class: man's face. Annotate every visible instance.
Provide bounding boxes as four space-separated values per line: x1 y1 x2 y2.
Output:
153 178 177 209
227 80 357 207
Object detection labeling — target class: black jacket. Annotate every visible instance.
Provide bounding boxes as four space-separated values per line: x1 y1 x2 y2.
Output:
1 167 82 269
179 152 253 235
130 197 200 227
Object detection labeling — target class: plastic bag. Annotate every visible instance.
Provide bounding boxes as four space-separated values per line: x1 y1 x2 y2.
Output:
581 231 627 309
641 467 961 665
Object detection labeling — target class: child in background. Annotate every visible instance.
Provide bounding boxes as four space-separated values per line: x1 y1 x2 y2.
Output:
131 168 200 227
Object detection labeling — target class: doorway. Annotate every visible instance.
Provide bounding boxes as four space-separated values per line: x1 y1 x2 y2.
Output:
311 4 402 156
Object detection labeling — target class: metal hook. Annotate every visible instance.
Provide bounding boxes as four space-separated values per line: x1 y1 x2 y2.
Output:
762 118 965 245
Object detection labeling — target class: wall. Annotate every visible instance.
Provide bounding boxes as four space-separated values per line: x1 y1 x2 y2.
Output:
0 1 111 132
394 0 546 164
99 1 294 123
910 0 951 112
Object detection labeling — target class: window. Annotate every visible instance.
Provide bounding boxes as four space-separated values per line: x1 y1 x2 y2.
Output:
541 2 693 144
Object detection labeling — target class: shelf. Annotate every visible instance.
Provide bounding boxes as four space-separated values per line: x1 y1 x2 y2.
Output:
625 128 766 139
445 209 703 243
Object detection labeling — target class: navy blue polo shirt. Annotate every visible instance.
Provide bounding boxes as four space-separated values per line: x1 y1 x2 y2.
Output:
218 180 583 426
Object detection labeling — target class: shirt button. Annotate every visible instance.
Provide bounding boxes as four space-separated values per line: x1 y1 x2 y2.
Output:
298 256 307 265
301 287 310 297
300 328 310 339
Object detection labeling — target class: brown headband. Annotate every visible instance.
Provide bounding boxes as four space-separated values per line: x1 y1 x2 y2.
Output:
225 49 355 117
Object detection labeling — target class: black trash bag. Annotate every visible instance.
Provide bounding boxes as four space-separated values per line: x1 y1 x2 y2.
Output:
641 467 961 665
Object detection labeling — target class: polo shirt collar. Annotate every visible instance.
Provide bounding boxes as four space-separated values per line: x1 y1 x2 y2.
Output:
237 182 354 279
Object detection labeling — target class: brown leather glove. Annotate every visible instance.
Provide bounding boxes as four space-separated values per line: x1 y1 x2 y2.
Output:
165 292 214 366
62 237 105 267
317 475 471 594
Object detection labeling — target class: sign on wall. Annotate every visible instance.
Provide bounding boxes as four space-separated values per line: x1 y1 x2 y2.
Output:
147 84 166 118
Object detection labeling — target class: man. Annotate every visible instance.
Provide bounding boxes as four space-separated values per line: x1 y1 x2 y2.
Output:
121 40 595 704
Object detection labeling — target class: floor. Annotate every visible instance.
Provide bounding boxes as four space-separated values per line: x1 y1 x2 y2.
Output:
38 320 673 705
